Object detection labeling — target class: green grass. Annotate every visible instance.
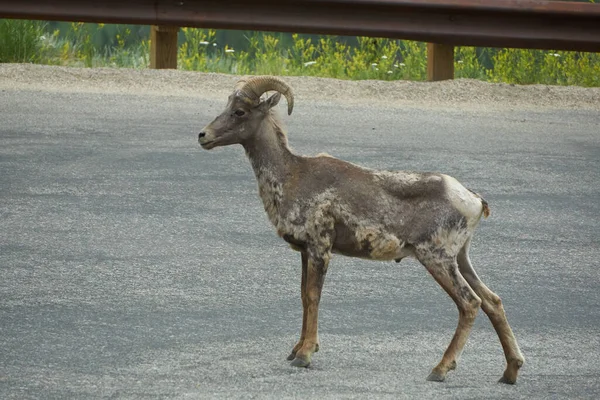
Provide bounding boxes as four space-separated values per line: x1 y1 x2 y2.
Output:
1 19 598 87
0 19 45 63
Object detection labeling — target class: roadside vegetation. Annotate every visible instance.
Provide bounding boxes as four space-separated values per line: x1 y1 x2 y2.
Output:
0 19 598 87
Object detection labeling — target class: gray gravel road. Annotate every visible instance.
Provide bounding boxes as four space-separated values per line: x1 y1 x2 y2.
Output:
1 68 600 399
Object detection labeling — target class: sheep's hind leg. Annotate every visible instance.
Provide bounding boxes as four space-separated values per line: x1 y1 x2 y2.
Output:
417 250 482 382
457 241 524 384
290 252 329 368
287 251 309 360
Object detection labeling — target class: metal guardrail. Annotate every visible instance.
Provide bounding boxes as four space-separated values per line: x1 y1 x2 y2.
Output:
1 0 599 79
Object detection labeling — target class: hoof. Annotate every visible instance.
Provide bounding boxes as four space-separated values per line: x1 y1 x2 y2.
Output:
499 359 522 384
286 351 296 361
498 375 517 385
426 372 446 382
290 356 311 368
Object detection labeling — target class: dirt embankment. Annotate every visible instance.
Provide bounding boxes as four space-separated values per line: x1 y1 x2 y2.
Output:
1 63 599 111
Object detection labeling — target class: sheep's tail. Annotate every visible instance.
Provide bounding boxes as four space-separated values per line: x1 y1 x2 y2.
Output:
468 189 491 219
481 198 491 219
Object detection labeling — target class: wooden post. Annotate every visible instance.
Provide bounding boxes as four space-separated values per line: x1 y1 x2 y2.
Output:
150 25 179 69
427 43 454 81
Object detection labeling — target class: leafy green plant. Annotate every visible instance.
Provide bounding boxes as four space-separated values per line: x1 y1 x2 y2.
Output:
398 40 427 81
562 51 600 87
313 37 350 79
254 33 285 75
178 27 216 71
487 48 600 87
0 19 45 63
287 33 317 75
76 22 96 67
345 37 402 80
107 26 135 67
487 48 536 84
455 47 486 79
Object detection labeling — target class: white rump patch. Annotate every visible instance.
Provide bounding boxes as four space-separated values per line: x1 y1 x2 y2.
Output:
442 175 483 223
316 152 334 158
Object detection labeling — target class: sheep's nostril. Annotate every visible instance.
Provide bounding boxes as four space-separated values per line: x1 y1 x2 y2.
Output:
198 132 206 139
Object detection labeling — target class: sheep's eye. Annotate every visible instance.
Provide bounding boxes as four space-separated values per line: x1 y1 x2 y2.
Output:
234 109 245 117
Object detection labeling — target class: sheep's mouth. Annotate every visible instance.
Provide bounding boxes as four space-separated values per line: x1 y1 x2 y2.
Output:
200 140 217 149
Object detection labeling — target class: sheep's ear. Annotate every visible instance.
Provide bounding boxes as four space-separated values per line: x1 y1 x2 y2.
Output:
258 92 281 112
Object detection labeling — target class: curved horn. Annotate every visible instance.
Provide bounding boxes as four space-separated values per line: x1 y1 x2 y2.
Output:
235 76 294 115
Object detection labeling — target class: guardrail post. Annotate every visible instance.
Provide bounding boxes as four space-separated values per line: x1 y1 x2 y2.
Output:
150 25 179 69
427 43 454 81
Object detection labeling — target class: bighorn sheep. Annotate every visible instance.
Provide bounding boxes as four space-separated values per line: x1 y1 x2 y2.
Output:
197 76 524 383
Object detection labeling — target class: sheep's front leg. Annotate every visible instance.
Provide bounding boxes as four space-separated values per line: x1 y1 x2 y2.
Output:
287 251 308 361
290 251 329 368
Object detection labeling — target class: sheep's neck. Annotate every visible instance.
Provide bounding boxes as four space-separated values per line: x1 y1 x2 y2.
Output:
243 122 294 184
243 121 295 228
